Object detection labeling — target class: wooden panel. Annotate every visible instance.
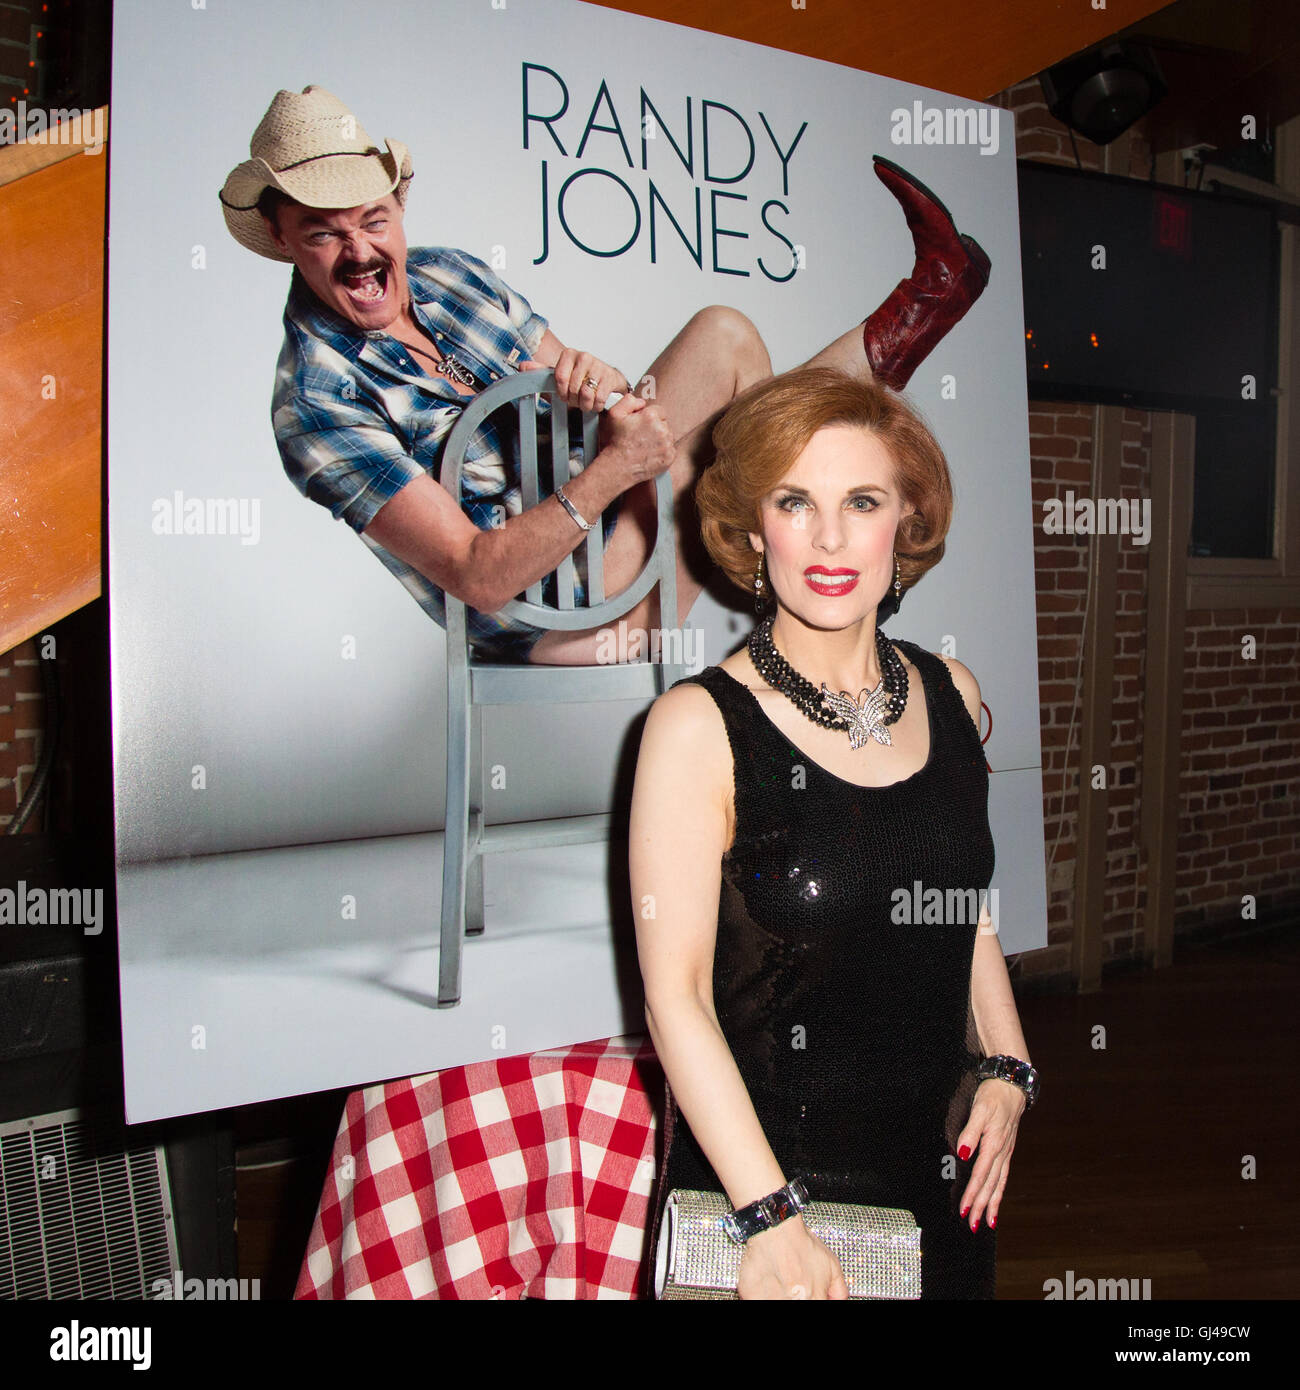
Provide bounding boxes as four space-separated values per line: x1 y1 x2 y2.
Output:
590 0 1175 99
1072 404 1123 994
0 141 104 654
1141 411 1195 971
0 116 102 190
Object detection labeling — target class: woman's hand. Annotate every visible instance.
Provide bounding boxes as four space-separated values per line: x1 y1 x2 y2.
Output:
955 1078 1026 1232
521 351 629 412
736 1216 850 1301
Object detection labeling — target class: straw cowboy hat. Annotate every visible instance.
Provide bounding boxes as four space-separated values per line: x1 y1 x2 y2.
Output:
220 85 413 262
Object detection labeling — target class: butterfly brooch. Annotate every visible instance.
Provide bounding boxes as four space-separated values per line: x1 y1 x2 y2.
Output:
819 683 894 749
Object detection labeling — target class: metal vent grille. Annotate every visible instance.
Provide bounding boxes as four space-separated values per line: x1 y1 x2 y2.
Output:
0 1109 177 1300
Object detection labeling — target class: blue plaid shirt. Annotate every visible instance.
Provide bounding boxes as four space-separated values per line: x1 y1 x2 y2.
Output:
273 246 600 659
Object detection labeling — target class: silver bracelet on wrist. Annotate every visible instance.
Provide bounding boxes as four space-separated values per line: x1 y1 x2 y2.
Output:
721 1177 809 1245
976 1054 1039 1108
554 485 592 533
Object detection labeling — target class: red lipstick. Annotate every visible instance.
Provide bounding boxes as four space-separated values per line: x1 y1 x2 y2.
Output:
804 566 860 597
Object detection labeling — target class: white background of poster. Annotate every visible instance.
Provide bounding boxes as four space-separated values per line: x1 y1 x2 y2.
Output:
108 0 1046 1121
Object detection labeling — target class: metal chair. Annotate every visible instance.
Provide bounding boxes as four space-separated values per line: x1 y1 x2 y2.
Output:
437 369 687 1007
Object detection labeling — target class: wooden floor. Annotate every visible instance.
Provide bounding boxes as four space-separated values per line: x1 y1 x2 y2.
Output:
996 921 1299 1299
236 919 1300 1299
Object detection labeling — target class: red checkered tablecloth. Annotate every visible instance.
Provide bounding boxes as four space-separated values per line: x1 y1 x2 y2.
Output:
295 1034 664 1299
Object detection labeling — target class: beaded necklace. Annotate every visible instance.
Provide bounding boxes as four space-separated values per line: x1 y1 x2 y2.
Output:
746 611 909 750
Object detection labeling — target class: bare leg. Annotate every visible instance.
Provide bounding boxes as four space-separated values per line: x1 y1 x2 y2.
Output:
800 323 876 382
530 306 771 664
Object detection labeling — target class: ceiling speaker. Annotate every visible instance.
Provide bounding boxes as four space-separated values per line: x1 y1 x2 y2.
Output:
1040 41 1169 146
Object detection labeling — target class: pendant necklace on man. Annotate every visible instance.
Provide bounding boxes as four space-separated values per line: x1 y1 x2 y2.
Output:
746 612 909 750
403 328 477 387
434 354 476 387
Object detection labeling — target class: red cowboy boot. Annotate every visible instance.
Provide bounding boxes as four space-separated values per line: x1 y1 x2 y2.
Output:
862 155 992 392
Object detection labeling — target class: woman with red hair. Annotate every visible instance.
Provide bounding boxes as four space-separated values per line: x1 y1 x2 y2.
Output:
631 367 1036 1300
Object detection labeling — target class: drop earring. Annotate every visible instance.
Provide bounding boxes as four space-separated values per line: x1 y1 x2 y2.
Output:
878 551 904 623
753 552 765 613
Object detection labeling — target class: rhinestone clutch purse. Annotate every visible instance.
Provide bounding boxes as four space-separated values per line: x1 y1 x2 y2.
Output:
654 1188 921 1299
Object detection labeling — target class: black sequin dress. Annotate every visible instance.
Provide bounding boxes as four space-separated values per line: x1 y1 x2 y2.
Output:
646 638 998 1299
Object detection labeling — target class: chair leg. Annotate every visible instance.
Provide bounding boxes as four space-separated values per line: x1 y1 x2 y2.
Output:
466 816 485 936
466 703 485 936
439 686 472 1007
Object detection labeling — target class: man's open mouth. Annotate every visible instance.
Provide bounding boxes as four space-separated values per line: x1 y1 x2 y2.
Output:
339 264 388 305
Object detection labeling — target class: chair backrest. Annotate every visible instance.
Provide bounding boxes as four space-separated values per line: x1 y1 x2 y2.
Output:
438 369 679 656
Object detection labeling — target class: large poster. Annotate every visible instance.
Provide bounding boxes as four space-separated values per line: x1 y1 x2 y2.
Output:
108 0 1044 1122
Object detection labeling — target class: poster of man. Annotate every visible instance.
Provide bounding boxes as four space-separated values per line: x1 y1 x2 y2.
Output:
106 0 1044 1124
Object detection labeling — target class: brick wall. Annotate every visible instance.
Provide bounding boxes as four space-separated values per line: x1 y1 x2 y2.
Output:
1179 612 1300 923
1002 77 1300 982
0 636 44 832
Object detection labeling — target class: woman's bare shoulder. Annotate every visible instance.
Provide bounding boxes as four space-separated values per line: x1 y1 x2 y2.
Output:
636 677 736 845
643 673 727 746
638 675 736 791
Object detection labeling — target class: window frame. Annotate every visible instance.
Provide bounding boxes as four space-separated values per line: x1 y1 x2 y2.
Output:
1168 116 1300 608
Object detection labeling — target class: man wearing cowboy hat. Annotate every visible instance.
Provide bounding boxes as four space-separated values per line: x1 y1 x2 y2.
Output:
221 87 990 664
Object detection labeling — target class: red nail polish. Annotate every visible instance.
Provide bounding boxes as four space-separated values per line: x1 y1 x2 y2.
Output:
989 1215 997 1230
972 1219 980 1233
960 1205 969 1219
958 1145 971 1161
